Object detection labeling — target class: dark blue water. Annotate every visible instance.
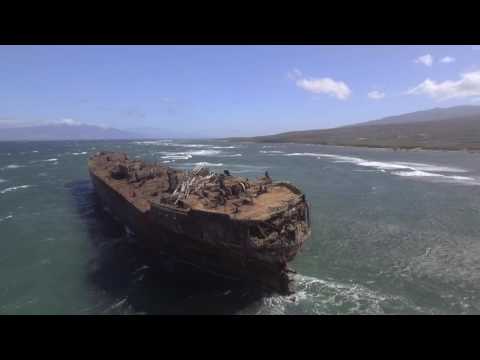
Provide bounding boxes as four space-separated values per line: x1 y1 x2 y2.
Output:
2 140 480 314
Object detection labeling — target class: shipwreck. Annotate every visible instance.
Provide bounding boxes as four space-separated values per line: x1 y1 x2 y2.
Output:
88 151 311 294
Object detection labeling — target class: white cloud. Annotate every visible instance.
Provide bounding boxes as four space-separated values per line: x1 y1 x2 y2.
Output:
296 78 351 100
406 70 480 100
414 54 434 67
287 68 351 100
440 56 455 64
287 68 303 80
367 90 385 100
291 74 351 101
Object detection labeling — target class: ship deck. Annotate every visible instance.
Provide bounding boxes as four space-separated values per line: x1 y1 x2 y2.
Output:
88 152 303 221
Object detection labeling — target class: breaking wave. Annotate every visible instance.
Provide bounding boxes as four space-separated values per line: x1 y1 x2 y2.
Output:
71 152 88 155
173 144 211 148
284 152 479 185
132 140 172 145
392 170 475 182
0 185 33 195
260 150 284 154
158 149 222 160
42 158 58 162
0 214 13 222
189 162 224 167
189 149 221 156
160 153 193 160
240 275 427 315
211 146 238 149
1 164 24 170
219 153 243 158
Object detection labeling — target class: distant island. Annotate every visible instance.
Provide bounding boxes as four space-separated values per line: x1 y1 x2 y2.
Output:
230 105 480 151
0 122 209 142
0 123 139 141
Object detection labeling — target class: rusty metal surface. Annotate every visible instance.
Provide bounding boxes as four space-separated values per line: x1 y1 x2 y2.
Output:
88 151 311 294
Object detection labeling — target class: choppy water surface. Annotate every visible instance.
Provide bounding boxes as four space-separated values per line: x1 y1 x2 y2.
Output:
2 139 480 314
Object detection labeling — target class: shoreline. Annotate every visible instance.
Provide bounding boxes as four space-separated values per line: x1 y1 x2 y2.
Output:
226 139 480 154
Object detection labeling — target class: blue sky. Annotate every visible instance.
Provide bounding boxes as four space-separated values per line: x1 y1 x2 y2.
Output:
1 45 480 137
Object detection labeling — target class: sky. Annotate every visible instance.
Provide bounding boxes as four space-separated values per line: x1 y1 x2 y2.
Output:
1 45 480 137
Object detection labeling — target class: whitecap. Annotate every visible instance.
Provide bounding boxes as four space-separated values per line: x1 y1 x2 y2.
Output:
188 149 221 156
190 162 224 167
0 214 13 222
132 140 172 145
220 153 243 158
1 164 24 170
173 144 211 148
239 274 427 315
42 158 58 162
160 152 193 160
0 185 32 195
211 146 238 149
32 150 39 153
284 152 476 185
395 162 468 173
260 150 284 154
158 149 221 159
71 152 87 155
392 170 477 183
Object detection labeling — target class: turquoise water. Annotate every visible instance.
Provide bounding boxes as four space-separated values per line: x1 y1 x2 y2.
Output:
1 140 480 314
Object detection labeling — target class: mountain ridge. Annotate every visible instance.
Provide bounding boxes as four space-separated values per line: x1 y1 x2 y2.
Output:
230 105 480 151
0 123 141 141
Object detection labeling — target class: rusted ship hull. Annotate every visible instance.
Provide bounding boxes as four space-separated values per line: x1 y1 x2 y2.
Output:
88 152 311 294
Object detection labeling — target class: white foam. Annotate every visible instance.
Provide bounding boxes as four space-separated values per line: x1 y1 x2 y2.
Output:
133 140 172 145
191 162 224 167
189 149 221 156
1 164 24 170
284 152 477 185
173 144 211 148
162 160 173 163
32 150 39 153
260 150 284 154
71 152 87 155
0 214 13 222
42 158 58 162
220 153 243 157
158 149 221 159
392 170 476 182
0 185 32 195
160 152 193 160
395 162 467 173
240 274 426 315
211 146 238 149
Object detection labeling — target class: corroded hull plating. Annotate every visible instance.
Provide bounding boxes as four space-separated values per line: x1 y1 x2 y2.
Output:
88 152 311 294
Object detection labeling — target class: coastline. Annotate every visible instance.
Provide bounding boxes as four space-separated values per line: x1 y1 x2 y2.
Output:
226 139 480 154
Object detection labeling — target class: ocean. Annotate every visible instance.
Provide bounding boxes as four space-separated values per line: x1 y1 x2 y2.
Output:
1 139 480 314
